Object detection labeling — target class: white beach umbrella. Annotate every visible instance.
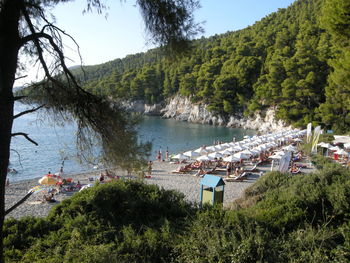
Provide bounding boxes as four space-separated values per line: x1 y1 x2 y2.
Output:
220 149 233 155
233 152 250 160
252 147 262 153
184 150 200 158
257 145 268 152
208 152 223 159
274 150 286 156
220 143 231 148
214 145 225 151
249 141 260 147
250 149 261 156
197 155 213 161
241 149 254 156
320 143 332 149
330 146 341 151
226 146 238 153
172 153 188 160
270 142 278 147
223 155 240 162
269 154 283 160
283 145 298 152
206 146 217 152
194 147 208 155
233 145 244 151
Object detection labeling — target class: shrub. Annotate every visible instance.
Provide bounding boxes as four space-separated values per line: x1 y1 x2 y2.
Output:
4 180 195 263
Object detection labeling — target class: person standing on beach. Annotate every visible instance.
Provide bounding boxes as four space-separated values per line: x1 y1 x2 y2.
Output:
148 161 153 175
58 166 64 177
165 148 169 161
157 149 162 162
226 163 231 177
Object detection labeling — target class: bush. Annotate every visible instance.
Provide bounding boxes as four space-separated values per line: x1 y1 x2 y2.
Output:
5 164 350 262
4 180 195 263
177 164 350 262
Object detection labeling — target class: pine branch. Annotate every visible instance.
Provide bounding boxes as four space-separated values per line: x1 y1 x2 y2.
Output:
15 75 27 80
11 133 38 146
13 96 27 101
13 104 45 119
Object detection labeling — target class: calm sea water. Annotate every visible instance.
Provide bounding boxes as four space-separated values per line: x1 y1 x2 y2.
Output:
9 104 255 182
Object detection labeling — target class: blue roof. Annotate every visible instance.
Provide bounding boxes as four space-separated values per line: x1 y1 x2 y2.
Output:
200 174 225 187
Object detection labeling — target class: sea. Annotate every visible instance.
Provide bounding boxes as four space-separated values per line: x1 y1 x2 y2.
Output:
8 103 255 182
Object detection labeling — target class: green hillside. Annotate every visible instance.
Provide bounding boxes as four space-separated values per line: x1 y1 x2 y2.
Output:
75 0 349 132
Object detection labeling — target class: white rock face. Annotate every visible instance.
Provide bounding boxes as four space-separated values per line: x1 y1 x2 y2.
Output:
162 95 290 132
117 100 163 116
226 108 291 133
116 95 291 132
162 95 226 125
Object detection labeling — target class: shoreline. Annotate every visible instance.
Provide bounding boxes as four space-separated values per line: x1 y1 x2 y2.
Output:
5 161 260 220
6 152 315 220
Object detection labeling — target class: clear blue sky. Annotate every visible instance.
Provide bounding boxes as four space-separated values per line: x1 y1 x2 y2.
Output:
52 0 296 66
17 0 296 85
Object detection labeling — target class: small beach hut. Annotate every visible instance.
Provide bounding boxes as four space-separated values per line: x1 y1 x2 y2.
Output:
200 174 225 206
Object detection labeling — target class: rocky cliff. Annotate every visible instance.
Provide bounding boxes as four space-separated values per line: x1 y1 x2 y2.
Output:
117 95 290 133
117 99 164 116
161 95 290 133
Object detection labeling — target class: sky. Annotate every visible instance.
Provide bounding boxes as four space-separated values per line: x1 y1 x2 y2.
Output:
17 0 296 85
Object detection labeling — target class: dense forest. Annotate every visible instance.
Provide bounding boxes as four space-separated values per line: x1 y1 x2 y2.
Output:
72 0 350 133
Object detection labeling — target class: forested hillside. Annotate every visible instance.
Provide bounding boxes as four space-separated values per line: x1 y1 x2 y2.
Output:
76 0 349 132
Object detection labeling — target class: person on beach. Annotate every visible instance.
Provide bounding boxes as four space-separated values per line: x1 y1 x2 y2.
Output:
157 149 162 162
44 193 56 203
76 181 82 189
165 148 169 161
148 161 153 175
59 166 64 176
99 173 105 182
226 163 231 177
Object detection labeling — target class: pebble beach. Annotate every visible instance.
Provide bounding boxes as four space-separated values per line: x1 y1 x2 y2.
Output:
5 161 263 220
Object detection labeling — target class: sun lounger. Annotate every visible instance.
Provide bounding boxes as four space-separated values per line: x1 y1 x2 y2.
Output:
291 167 302 174
171 170 187 174
171 167 190 174
224 172 249 182
243 161 261 172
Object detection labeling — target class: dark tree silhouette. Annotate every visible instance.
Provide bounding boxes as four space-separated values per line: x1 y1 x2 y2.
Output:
0 0 201 261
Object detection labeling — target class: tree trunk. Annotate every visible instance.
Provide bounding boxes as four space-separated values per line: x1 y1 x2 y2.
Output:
0 1 21 262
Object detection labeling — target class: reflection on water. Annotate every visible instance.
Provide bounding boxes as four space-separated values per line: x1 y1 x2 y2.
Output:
9 104 255 182
138 116 255 159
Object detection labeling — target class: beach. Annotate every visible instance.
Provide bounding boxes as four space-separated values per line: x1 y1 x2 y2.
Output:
5 150 315 220
5 161 262 220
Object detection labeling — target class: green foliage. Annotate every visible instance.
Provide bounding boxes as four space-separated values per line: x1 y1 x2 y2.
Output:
317 0 350 132
177 161 350 262
4 181 194 263
5 161 350 262
69 0 350 131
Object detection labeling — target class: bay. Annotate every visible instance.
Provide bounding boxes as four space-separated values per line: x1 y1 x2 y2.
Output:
8 104 255 182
